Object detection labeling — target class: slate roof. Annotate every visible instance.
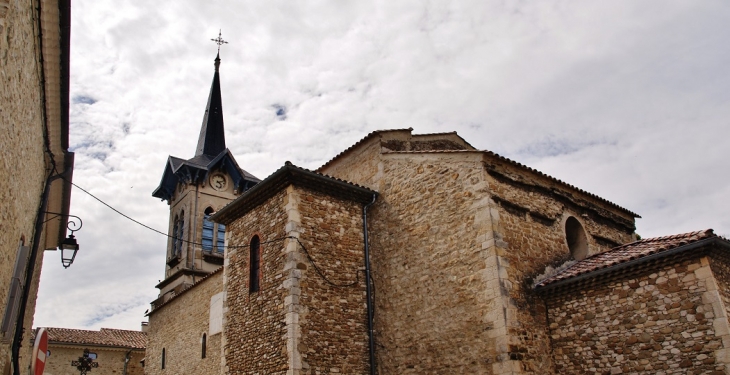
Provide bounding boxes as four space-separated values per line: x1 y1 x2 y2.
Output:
535 229 725 291
35 328 146 349
151 53 259 202
195 53 226 157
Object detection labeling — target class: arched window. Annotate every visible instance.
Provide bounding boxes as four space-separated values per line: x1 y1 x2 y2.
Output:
202 207 226 253
249 236 261 293
201 333 207 359
161 348 166 369
565 216 588 261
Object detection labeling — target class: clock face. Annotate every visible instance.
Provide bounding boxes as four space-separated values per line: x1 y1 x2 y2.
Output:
210 174 227 191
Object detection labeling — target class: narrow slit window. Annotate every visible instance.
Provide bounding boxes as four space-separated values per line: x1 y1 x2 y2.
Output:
161 348 166 369
249 236 261 293
201 333 207 359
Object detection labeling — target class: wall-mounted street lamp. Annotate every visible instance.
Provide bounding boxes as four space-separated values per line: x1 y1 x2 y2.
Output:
45 212 83 268
60 233 79 268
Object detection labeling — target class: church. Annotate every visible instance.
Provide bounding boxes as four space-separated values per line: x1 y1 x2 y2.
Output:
143 53 730 375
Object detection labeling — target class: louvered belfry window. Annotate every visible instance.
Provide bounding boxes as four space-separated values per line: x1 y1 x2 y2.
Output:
203 207 225 253
216 224 225 253
202 213 214 251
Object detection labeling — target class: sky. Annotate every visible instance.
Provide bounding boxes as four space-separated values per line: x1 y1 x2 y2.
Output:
34 0 730 331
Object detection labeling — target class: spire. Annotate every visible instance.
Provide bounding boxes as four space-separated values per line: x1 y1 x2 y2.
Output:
195 54 226 157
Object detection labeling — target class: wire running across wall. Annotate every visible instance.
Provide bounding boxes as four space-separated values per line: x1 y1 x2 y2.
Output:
66 178 363 288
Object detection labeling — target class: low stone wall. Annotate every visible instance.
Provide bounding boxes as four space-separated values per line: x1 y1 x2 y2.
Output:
547 257 730 374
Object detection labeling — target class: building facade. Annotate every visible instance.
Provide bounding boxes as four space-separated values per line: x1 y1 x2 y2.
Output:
0 0 74 374
33 327 145 375
143 56 730 374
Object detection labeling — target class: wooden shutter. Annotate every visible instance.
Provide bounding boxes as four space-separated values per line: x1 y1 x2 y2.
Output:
2 244 30 342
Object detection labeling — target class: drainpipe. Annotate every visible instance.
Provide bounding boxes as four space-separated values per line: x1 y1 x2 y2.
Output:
12 174 52 375
362 194 377 375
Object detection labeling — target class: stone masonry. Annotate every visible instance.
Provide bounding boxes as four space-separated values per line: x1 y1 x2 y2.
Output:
484 157 636 373
146 270 223 375
223 189 290 374
319 129 639 374
547 256 730 374
220 182 370 375
43 346 144 375
0 0 50 372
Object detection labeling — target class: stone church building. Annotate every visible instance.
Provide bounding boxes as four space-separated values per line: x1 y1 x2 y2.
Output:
144 55 730 374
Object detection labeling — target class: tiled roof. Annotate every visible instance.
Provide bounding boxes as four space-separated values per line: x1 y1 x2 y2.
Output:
480 149 640 217
211 162 377 225
318 128 638 217
382 149 638 217
36 327 147 349
535 229 718 290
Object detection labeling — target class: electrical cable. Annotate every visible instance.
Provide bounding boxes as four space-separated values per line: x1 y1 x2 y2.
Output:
65 178 362 287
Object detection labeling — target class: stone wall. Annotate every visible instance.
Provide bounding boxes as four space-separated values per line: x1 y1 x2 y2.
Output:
145 271 223 375
294 187 369 374
223 189 289 374
710 253 730 341
366 153 498 374
547 257 730 374
0 0 49 372
320 134 386 192
223 185 370 374
43 346 144 375
484 159 637 373
319 130 642 374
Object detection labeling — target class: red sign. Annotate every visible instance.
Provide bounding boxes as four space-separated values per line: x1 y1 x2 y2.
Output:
31 328 48 375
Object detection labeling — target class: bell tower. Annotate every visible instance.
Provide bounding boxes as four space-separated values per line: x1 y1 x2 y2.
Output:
151 52 259 302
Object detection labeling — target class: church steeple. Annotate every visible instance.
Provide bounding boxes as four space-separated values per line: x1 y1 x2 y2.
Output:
195 53 226 157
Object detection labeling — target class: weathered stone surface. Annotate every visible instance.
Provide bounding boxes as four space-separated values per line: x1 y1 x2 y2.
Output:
223 186 369 374
547 258 729 374
0 0 52 371
146 271 223 375
321 130 637 374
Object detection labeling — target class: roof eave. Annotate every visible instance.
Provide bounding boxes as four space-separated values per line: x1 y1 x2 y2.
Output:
211 163 377 225
535 237 730 294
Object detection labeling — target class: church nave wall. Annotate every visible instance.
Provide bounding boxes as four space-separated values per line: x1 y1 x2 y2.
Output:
145 271 223 375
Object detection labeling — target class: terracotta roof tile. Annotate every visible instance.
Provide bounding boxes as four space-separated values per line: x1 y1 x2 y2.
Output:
37 327 146 349
318 128 637 217
535 229 717 289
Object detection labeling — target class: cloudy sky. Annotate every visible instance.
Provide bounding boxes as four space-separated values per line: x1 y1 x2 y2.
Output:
34 0 730 331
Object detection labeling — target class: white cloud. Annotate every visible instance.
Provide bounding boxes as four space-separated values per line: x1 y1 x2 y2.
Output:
34 0 730 330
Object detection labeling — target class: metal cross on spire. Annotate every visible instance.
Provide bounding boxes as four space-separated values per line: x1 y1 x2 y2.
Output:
211 30 228 53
